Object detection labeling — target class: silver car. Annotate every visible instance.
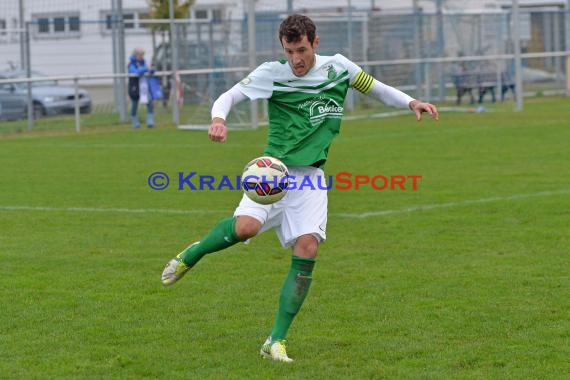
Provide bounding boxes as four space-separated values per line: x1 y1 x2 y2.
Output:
0 83 28 120
0 70 92 118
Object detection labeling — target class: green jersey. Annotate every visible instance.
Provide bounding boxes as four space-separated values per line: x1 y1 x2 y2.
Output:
237 54 364 167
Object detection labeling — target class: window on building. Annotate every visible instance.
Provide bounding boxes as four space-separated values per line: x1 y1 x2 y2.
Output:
123 13 135 29
38 18 50 34
32 13 81 38
101 10 149 34
191 8 223 23
53 17 66 33
195 10 208 20
69 16 80 32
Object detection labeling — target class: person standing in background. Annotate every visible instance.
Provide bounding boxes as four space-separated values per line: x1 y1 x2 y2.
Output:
127 48 154 128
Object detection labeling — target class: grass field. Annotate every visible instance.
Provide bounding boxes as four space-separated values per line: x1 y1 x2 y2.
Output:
1 97 569 379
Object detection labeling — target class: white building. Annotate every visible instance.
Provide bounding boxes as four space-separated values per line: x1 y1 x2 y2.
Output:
0 0 567 77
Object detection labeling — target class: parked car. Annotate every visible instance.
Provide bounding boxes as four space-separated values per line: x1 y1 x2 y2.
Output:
0 70 92 118
0 83 28 120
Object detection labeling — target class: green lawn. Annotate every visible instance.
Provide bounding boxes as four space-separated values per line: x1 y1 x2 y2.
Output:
1 97 569 379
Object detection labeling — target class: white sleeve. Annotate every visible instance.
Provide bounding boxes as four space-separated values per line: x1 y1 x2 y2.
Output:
333 54 363 82
211 85 248 120
344 58 415 109
368 79 415 109
235 62 274 100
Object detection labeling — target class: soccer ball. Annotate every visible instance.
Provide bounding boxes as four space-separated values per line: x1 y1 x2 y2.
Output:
242 156 289 205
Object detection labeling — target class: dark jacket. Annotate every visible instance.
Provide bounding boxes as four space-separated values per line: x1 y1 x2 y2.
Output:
127 55 149 100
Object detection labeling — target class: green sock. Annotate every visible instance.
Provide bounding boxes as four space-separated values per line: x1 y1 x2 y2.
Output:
180 217 240 266
270 256 316 341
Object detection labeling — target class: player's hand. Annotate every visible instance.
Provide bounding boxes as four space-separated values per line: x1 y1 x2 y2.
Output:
409 100 439 121
209 117 228 143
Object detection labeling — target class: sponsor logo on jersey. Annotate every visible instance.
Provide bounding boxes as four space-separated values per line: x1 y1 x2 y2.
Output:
305 96 344 126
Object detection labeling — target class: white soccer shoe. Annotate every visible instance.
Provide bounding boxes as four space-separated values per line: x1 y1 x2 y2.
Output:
260 336 293 363
161 242 198 286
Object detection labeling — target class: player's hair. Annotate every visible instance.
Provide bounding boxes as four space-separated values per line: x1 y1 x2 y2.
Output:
278 14 317 45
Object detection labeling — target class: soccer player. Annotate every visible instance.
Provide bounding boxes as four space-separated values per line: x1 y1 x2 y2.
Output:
162 14 438 362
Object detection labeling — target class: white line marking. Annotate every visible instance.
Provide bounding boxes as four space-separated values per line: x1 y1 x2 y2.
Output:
0 205 228 215
0 190 568 218
334 189 570 219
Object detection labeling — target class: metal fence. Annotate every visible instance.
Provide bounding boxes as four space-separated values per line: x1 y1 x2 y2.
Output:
0 4 569 132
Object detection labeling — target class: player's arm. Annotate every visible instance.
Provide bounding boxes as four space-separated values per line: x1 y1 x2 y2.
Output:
352 70 439 121
209 85 248 143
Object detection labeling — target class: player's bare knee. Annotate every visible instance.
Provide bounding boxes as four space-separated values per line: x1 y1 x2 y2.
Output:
293 235 318 258
235 216 261 240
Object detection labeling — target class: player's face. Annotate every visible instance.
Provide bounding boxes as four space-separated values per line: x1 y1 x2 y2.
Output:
282 34 320 77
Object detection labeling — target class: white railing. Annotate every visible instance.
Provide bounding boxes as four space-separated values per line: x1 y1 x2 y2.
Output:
1 51 568 132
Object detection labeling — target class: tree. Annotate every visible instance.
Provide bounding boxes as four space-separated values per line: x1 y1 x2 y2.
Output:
146 0 194 106
147 0 194 30
146 0 195 59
